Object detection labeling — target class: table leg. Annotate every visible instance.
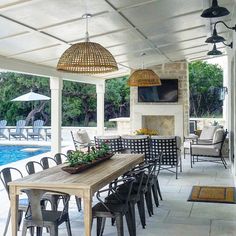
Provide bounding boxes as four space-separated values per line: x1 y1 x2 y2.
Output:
83 191 92 236
9 186 18 236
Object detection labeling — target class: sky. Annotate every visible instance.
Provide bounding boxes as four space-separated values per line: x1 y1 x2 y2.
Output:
206 55 227 71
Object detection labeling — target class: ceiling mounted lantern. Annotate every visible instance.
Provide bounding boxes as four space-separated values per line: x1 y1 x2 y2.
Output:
57 14 118 74
201 0 230 18
128 69 162 87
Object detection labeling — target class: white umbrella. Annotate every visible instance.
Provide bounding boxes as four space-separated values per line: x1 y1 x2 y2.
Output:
11 91 50 101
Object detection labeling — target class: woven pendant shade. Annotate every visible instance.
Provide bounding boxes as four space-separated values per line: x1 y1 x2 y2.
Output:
57 42 118 74
128 69 161 87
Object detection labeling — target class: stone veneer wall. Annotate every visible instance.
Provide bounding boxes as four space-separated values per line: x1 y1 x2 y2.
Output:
130 60 189 137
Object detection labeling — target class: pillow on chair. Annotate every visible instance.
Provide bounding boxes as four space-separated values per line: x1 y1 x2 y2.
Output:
76 130 91 144
199 126 218 140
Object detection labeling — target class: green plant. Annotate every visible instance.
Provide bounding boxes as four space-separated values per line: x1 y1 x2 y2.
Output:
67 143 110 167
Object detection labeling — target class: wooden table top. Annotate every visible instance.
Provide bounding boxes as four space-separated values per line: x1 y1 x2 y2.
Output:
9 154 144 195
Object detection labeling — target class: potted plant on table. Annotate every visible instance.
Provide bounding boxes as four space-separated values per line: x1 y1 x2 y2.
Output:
62 143 113 174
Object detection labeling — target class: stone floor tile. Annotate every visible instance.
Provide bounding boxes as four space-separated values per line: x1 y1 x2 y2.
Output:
210 219 236 236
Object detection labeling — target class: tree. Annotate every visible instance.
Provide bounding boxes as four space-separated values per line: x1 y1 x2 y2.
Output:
0 72 50 125
105 77 130 120
63 81 96 126
189 61 223 117
0 72 130 126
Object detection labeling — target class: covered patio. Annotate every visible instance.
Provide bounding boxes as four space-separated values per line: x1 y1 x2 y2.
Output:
0 0 236 235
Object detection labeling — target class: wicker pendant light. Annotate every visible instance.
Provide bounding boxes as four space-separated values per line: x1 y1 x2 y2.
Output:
57 14 118 74
128 53 161 87
128 69 161 87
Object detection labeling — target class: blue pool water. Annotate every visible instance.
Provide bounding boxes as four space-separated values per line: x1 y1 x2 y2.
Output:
0 145 51 166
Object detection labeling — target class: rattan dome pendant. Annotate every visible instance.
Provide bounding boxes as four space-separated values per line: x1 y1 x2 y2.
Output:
128 69 161 87
57 42 118 74
57 13 118 74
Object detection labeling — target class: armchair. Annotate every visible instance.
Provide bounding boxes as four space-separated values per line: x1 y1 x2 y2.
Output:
184 125 219 159
190 129 228 168
71 129 94 152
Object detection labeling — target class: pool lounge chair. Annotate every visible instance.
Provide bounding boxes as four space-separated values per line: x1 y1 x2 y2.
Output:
27 119 44 140
0 120 8 139
8 120 26 140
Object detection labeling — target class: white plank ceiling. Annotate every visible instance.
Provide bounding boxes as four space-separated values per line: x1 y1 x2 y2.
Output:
0 0 234 79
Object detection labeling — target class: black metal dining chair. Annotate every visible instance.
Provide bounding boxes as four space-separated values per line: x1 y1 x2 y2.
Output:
92 177 135 236
53 153 82 212
54 153 68 165
0 167 29 236
21 188 72 236
106 170 146 233
25 161 67 211
40 156 58 169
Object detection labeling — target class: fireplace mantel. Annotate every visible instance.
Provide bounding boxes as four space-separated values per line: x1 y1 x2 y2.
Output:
131 104 184 140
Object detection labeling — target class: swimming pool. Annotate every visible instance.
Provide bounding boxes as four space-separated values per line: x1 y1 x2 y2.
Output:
0 145 51 166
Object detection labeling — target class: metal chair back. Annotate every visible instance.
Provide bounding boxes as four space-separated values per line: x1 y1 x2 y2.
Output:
54 153 68 165
0 167 23 199
121 135 150 159
95 135 123 153
25 161 43 175
40 157 57 170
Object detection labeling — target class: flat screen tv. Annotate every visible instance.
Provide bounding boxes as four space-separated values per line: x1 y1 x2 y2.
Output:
138 79 178 102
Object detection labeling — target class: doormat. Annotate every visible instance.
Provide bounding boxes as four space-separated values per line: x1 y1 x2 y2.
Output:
188 186 236 204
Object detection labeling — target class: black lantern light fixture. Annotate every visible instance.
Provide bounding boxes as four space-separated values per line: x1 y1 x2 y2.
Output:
201 1 234 55
207 44 223 55
201 0 230 18
205 28 226 44
206 21 236 44
205 21 235 55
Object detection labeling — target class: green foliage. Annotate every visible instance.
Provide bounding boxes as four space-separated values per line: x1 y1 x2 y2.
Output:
105 77 130 120
67 143 110 167
0 72 50 125
62 81 96 126
189 61 223 117
0 72 130 126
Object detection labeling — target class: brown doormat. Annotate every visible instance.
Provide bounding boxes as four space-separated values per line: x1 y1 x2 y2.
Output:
188 186 236 204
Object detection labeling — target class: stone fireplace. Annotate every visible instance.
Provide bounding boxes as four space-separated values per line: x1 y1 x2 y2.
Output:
142 115 175 136
130 61 189 140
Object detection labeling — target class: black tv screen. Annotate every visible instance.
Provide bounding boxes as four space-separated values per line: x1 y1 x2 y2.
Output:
138 79 178 102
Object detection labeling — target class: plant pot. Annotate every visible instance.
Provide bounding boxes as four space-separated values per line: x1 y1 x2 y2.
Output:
61 153 114 174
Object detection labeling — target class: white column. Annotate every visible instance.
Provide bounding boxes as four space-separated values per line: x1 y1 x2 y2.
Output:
50 77 63 154
223 56 229 129
96 82 105 135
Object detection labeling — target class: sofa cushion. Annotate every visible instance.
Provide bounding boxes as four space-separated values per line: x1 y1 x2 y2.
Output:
212 129 224 149
191 145 220 157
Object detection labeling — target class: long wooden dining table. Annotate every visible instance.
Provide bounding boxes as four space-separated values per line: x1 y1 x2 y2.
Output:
9 153 144 236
